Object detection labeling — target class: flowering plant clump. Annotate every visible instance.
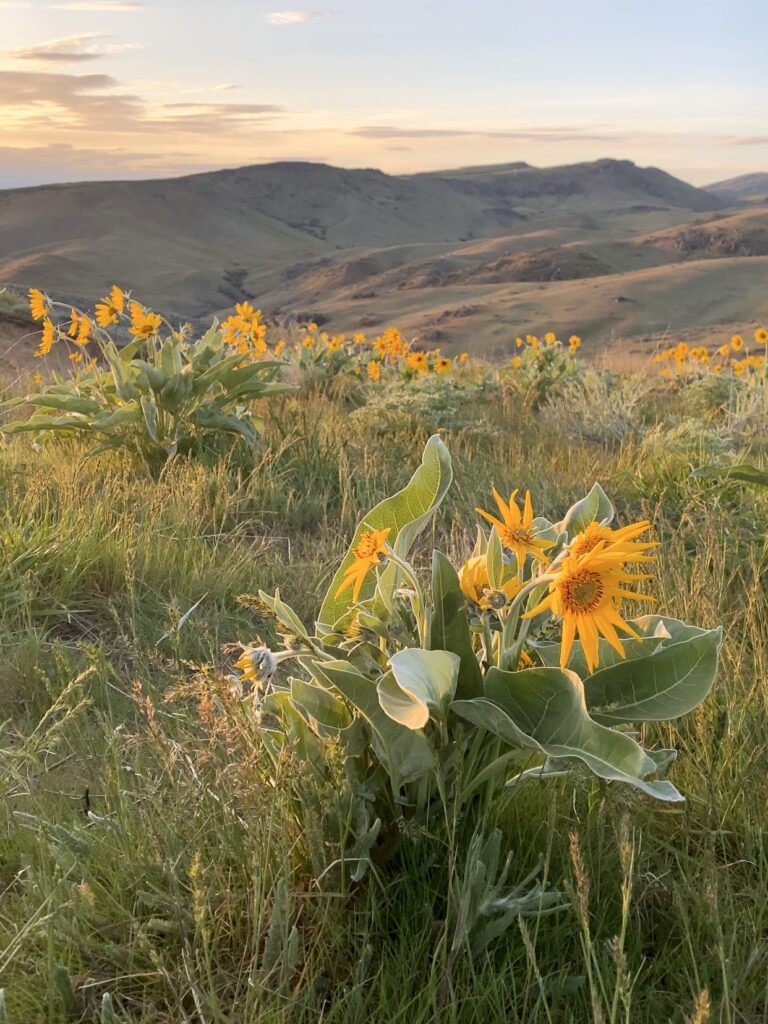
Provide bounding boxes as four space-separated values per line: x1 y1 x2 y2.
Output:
3 288 291 469
236 437 721 950
653 328 768 378
285 322 470 386
499 331 584 406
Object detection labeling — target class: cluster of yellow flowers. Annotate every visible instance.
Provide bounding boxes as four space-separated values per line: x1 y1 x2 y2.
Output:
653 328 768 378
505 331 582 370
291 322 469 381
220 301 278 359
341 487 653 675
28 285 165 365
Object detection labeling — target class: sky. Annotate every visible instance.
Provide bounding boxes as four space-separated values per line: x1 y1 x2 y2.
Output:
0 0 766 188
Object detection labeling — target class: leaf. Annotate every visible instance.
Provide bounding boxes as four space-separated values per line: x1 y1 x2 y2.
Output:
258 589 311 642
1 414 93 434
27 394 102 416
318 435 453 628
693 463 768 488
140 394 159 442
290 677 351 734
428 551 483 699
310 660 435 792
190 407 260 444
584 627 722 724
486 527 503 590
452 666 683 801
377 648 459 729
556 483 614 535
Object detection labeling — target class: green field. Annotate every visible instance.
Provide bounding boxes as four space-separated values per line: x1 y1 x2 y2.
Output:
1 364 767 1023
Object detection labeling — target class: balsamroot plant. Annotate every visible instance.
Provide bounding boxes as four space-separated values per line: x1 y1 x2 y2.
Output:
237 436 721 951
4 288 291 469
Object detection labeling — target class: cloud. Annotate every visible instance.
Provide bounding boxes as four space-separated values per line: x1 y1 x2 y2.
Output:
1 33 139 66
265 10 328 25
0 69 282 134
350 124 624 143
50 2 142 9
728 136 768 146
0 2 31 7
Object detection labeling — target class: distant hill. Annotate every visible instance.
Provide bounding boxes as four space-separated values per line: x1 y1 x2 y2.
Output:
3 156 767 364
705 172 768 201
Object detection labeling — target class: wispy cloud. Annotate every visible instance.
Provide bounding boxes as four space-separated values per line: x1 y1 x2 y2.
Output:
265 10 328 25
1 34 140 66
728 136 768 146
50 2 142 9
351 125 623 143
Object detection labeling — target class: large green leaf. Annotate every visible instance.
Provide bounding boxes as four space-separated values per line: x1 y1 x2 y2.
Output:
318 435 453 628
310 660 435 792
555 483 614 536
428 551 483 699
452 666 683 801
377 648 459 729
693 463 768 488
584 627 721 724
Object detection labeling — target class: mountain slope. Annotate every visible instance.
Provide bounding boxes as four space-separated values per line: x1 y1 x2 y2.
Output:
705 172 768 200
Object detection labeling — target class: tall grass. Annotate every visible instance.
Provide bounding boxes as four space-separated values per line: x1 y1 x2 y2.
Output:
1 380 767 1022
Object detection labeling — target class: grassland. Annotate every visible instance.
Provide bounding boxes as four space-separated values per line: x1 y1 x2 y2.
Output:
1 365 768 1023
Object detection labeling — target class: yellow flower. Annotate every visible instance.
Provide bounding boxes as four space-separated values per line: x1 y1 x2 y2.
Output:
731 335 744 351
406 351 428 374
526 547 654 673
95 285 125 327
28 288 48 321
569 335 582 352
67 309 80 337
69 350 83 363
515 337 524 349
568 520 656 563
712 363 722 373
544 331 557 346
128 301 162 339
476 489 554 567
459 554 521 609
34 317 56 357
273 339 285 357
336 527 392 603
33 371 43 385
75 315 92 346
302 335 314 348
434 357 452 374
367 359 381 382
459 351 469 363
732 361 746 376
717 343 730 357
353 332 367 344
754 327 768 344
512 355 522 369
234 646 277 690
307 321 318 332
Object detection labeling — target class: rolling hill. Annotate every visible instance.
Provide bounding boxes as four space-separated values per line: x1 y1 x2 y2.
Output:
705 172 768 201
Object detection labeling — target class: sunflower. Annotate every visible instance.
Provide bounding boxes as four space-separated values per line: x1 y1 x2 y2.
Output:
476 489 553 568
234 645 277 691
28 288 48 322
731 335 744 351
367 359 381 382
128 301 162 340
95 285 125 328
459 554 521 609
568 520 656 563
35 318 56 357
434 357 452 374
336 527 391 602
525 545 654 673
755 327 768 345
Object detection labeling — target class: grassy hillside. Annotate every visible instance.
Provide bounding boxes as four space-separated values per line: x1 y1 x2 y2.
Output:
1 353 768 1022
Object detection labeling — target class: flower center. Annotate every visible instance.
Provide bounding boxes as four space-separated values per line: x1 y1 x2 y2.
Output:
501 526 532 547
559 569 604 613
355 533 382 559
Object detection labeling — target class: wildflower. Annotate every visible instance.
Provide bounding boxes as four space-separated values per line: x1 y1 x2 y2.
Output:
35 317 56 357
353 332 367 344
515 337 524 349
544 331 557 346
69 351 83 363
94 285 125 327
755 327 768 344
302 335 314 348
75 315 91 346
717 343 730 357
128 301 162 339
336 527 391 602
712 363 723 373
732 361 746 376
459 351 469 363
569 335 582 352
459 554 521 609
307 321 318 332
66 309 80 337
33 371 43 385
568 520 656 563
731 335 744 351
234 645 278 691
273 339 285 357
367 359 381 382
512 355 522 369
476 489 554 567
434 357 452 374
406 351 428 374
526 546 654 673
28 288 48 321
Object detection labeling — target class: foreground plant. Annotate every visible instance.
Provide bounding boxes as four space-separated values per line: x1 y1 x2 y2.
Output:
3 288 291 469
237 436 721 952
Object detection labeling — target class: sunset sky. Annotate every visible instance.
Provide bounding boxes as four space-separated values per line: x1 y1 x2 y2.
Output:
0 0 766 188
